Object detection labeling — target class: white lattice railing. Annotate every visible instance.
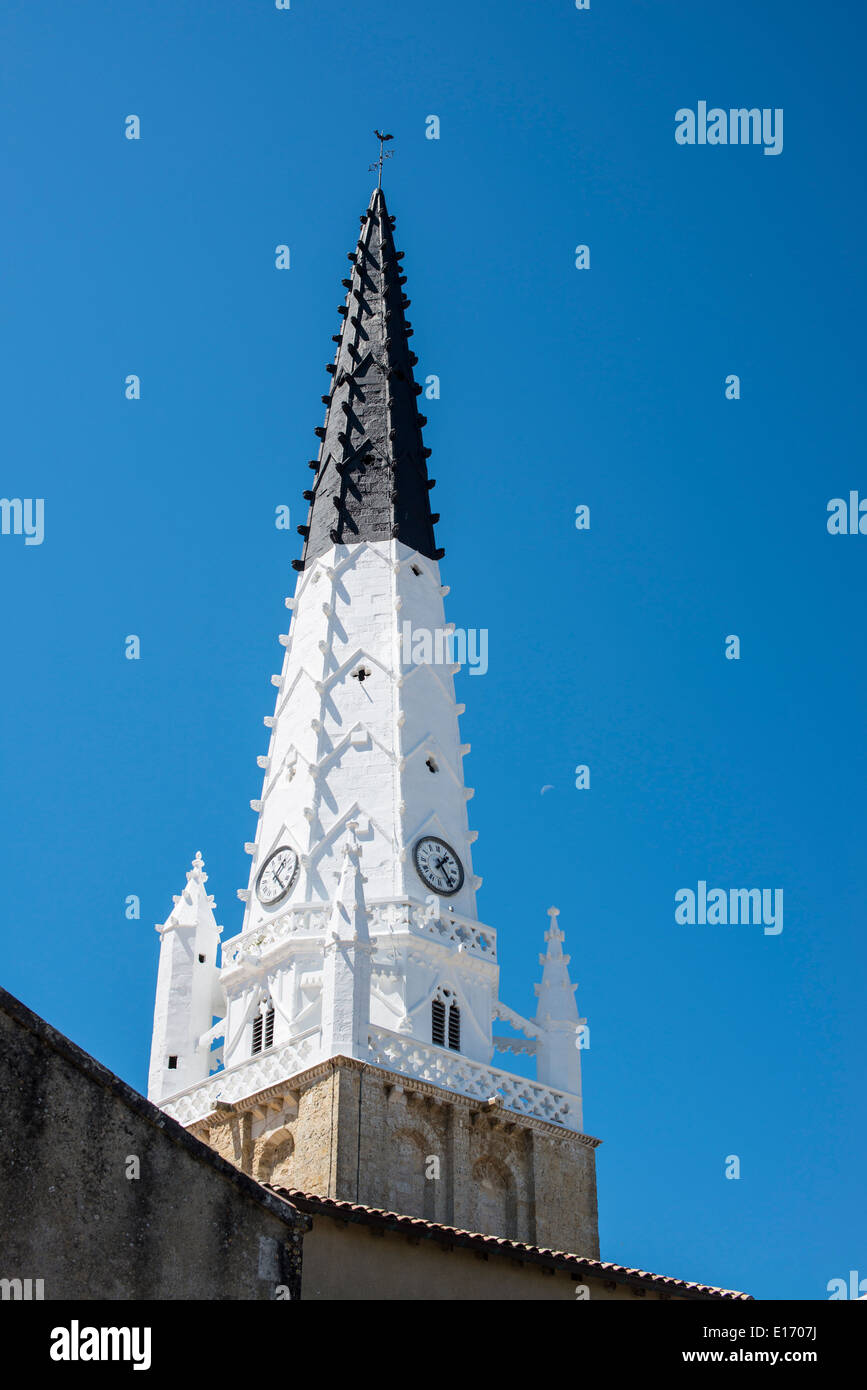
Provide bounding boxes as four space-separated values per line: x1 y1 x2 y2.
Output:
366 1026 582 1131
220 898 496 971
221 905 331 969
373 900 497 958
161 1024 581 1133
161 1033 319 1127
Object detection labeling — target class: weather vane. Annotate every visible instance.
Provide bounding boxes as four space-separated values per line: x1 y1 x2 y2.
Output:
370 130 394 188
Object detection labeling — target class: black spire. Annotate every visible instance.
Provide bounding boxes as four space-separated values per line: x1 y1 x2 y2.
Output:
294 187 441 571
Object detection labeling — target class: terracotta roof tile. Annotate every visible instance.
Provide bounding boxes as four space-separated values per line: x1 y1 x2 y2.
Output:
267 1186 751 1300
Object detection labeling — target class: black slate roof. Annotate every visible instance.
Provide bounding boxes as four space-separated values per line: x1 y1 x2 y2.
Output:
294 186 440 570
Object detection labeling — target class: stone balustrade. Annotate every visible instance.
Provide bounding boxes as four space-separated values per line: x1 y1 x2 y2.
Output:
366 1025 581 1131
220 897 497 972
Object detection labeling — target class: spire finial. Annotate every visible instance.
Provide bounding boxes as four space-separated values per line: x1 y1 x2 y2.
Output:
370 129 394 188
544 905 566 947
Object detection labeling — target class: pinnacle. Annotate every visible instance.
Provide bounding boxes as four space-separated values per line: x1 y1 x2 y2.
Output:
535 907 579 1023
160 852 219 934
544 905 566 948
328 823 370 942
187 850 207 883
344 820 362 859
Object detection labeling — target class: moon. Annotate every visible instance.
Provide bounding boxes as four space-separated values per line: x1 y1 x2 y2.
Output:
540 785 554 795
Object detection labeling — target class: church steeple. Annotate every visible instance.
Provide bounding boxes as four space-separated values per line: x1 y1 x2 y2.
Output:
150 183 600 1262
296 187 440 571
229 185 479 929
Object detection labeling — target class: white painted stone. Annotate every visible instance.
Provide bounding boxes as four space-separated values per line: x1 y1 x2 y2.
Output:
534 907 585 1105
150 544 589 1138
147 852 222 1103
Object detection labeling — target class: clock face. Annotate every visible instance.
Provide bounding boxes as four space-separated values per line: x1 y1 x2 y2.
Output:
413 837 464 896
255 845 300 906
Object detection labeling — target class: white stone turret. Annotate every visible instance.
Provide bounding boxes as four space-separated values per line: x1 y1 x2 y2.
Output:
534 907 586 1111
147 853 223 1103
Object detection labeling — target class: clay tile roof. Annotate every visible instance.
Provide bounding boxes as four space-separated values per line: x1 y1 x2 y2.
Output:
266 1186 752 1300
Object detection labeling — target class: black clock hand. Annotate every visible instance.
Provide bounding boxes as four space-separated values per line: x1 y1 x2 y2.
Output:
433 854 456 886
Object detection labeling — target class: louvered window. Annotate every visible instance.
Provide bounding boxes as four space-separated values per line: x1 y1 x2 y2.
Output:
431 998 446 1047
252 1005 275 1055
432 993 461 1052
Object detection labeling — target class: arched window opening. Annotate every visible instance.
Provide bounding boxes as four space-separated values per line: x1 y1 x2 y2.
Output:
472 1156 516 1240
252 1001 275 1055
432 987 460 1052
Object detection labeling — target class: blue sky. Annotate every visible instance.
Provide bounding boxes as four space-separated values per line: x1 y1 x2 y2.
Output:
1 0 864 1300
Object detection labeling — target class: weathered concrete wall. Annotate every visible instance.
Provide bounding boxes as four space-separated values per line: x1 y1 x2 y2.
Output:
298 1213 684 1302
0 988 307 1301
196 1057 600 1257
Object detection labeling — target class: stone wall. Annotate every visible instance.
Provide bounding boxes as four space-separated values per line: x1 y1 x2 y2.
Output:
0 988 307 1301
194 1055 600 1257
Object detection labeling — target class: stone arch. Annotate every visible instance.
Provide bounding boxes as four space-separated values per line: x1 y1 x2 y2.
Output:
388 1126 436 1221
257 1128 296 1188
471 1154 517 1239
